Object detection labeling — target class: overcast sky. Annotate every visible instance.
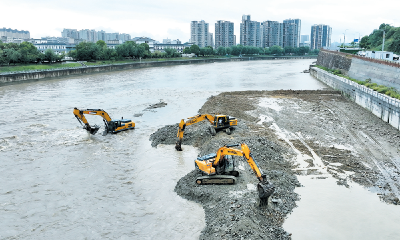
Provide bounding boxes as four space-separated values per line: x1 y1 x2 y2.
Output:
2 0 399 44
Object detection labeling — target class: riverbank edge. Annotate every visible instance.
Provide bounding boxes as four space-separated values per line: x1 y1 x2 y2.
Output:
0 56 316 85
310 66 400 130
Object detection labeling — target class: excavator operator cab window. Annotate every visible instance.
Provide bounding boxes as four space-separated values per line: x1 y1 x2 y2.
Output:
218 117 226 126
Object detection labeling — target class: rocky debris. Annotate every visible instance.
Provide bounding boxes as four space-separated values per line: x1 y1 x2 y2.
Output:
145 101 167 110
175 137 300 240
150 89 400 239
149 120 250 148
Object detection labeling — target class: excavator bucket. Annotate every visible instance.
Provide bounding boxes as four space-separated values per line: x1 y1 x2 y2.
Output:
175 140 183 151
257 180 275 201
86 125 100 135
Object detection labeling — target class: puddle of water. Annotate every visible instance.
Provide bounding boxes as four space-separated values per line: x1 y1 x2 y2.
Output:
283 176 400 240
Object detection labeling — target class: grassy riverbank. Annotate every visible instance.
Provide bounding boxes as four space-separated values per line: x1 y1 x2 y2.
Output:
0 63 82 73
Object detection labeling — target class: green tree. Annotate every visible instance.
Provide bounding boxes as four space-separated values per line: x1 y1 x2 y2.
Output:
270 45 284 55
44 49 57 64
183 47 191 54
217 46 226 56
284 46 295 55
190 44 200 55
96 40 107 49
136 45 146 59
140 43 150 51
360 36 369 49
226 47 232 55
164 48 176 58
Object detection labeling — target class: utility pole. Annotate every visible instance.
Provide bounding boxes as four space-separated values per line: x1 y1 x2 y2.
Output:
343 29 348 49
382 30 386 51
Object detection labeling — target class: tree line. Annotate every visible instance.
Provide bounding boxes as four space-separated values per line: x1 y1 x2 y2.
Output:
360 23 400 53
184 45 318 56
1 39 318 66
0 41 63 65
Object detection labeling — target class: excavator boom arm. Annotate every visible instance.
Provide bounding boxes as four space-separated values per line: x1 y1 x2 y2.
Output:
213 144 264 182
175 114 215 150
73 108 112 135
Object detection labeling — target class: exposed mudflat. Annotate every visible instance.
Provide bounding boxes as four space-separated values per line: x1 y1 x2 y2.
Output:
150 90 400 239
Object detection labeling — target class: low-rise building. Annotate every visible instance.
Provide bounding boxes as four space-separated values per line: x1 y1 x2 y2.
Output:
361 51 397 61
132 37 156 52
34 43 69 55
154 43 188 53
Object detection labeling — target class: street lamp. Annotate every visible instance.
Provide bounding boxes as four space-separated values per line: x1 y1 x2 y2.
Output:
343 29 349 48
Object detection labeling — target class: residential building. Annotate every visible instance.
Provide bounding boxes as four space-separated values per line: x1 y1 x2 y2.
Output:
300 35 309 43
97 30 106 41
190 20 210 47
240 15 261 47
208 33 214 48
89 30 97 42
106 33 119 41
215 20 235 48
283 19 301 47
61 29 78 39
282 22 297 48
310 24 332 50
261 21 282 48
171 39 181 44
0 28 30 39
119 33 131 43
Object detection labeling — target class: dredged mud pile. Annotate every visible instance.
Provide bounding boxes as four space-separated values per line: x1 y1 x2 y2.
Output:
150 90 400 239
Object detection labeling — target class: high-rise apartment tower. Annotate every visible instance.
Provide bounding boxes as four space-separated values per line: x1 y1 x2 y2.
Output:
310 24 332 50
215 20 235 48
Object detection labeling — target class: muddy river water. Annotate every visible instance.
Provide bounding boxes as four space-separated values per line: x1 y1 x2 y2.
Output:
2 59 394 239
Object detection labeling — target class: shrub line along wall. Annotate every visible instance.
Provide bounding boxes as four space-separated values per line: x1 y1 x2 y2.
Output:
311 67 400 130
0 56 316 84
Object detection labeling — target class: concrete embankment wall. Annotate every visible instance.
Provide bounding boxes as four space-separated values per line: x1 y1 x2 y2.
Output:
311 67 400 130
348 58 400 90
316 50 352 74
0 56 316 84
317 49 400 90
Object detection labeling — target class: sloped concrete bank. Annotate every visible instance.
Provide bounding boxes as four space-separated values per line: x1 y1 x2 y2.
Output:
0 56 316 85
311 67 400 130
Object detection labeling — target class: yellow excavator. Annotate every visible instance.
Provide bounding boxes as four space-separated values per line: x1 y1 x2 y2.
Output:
194 143 275 201
175 114 237 151
73 108 135 135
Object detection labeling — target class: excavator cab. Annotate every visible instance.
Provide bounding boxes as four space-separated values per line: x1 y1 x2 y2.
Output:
214 115 227 129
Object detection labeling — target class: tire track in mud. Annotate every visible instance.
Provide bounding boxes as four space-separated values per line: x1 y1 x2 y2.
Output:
321 101 400 198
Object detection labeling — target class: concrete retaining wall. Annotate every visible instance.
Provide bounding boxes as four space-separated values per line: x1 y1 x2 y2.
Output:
348 58 400 90
0 56 316 84
316 50 352 74
311 67 400 130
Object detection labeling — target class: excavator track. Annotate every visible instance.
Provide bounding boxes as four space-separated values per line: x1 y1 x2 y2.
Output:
195 175 236 185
